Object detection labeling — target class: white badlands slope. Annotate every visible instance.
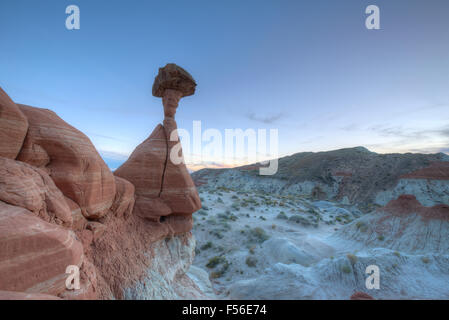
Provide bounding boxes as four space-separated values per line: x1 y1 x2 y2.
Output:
192 187 449 299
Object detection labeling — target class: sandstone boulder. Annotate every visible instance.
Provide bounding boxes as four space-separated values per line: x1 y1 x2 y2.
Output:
115 121 201 220
0 157 72 227
0 201 83 295
0 87 28 159
152 63 196 98
161 118 201 215
16 105 116 219
350 292 375 300
115 124 172 220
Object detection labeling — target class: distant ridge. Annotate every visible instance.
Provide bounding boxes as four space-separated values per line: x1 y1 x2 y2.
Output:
193 147 449 207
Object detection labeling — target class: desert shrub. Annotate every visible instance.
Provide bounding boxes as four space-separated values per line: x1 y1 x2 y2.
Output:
377 235 385 241
394 251 401 257
347 253 358 265
217 197 224 203
201 242 213 250
232 195 238 199
341 265 352 274
211 230 223 239
289 215 313 227
276 212 288 220
210 259 230 279
259 216 266 221
210 271 222 279
217 212 238 222
217 213 227 220
248 227 269 243
206 256 226 268
245 256 257 268
356 221 368 232
421 257 430 264
197 210 208 216
220 222 231 231
207 218 217 225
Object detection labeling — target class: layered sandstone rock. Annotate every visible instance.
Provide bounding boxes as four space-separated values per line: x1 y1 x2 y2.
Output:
0 291 61 300
0 74 204 300
115 122 201 220
16 105 116 219
0 157 72 227
115 124 171 219
382 194 449 221
161 118 201 215
0 87 28 159
350 292 375 300
110 176 135 219
0 201 83 295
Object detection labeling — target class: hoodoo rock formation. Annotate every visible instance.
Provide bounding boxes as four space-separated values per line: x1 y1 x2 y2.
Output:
0 65 204 300
115 63 201 221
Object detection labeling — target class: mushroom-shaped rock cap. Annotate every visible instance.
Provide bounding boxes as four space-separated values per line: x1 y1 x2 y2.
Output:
152 63 197 98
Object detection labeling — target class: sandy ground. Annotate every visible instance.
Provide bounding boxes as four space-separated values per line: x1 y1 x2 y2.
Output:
192 185 363 298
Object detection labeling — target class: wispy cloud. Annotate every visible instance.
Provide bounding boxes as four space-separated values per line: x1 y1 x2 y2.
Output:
86 132 129 142
246 112 283 124
368 125 449 140
98 150 130 161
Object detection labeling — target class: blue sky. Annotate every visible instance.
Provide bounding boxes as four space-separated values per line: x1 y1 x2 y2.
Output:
1 0 448 170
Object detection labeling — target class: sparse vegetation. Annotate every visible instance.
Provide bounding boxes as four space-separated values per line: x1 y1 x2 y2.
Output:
248 227 270 243
347 253 358 265
276 211 288 220
245 256 257 267
356 221 368 232
201 242 213 250
206 256 227 268
289 215 317 227
341 265 352 274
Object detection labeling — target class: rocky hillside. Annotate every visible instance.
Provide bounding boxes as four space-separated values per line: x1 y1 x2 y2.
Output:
0 87 210 299
193 147 449 209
